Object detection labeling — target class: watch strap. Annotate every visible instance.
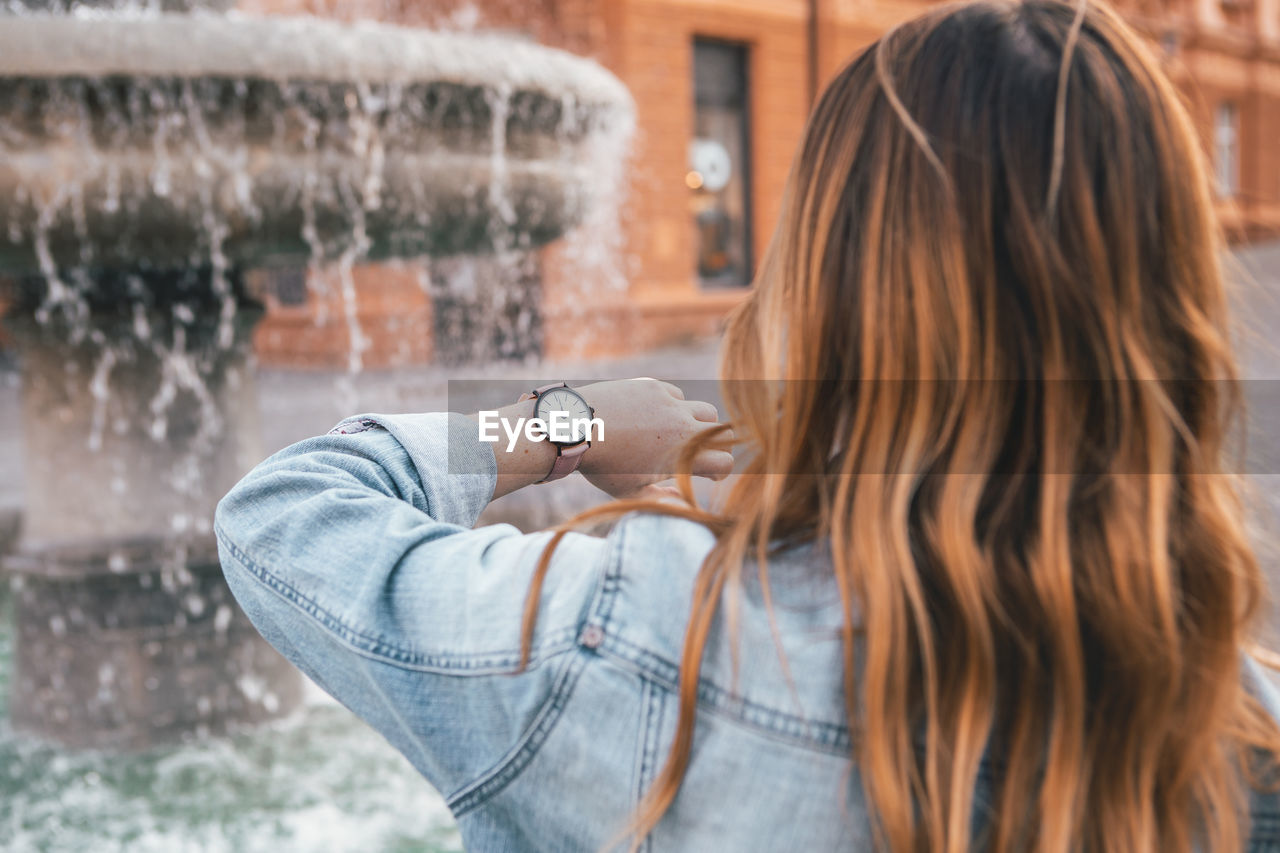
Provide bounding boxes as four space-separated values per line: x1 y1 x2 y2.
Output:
539 439 589 483
524 381 567 401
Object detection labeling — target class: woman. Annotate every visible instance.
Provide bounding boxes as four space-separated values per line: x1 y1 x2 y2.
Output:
215 0 1280 849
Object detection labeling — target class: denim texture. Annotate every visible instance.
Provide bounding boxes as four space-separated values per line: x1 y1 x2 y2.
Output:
215 412 1280 851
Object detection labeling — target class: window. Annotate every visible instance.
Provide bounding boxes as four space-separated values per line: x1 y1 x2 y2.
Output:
269 267 309 307
1218 0 1254 30
690 39 752 288
1214 102 1239 198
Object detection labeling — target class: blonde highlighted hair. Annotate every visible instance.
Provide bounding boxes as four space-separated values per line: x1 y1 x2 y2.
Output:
524 1 1280 849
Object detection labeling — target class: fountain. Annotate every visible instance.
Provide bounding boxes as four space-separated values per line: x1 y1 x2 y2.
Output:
0 3 633 749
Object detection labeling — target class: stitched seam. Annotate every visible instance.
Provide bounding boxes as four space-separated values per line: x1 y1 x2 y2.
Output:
589 514 628 627
216 525 575 671
598 635 852 756
446 651 590 816
639 678 664 799
1252 810 1280 838
630 678 653 811
637 677 665 853
599 634 678 683
445 517 621 818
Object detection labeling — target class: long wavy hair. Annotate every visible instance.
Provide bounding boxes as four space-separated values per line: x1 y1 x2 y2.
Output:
522 1 1280 849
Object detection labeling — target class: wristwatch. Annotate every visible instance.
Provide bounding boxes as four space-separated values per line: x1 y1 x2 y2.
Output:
518 382 595 483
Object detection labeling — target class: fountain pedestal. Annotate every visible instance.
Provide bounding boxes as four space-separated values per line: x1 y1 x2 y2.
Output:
3 269 303 748
8 538 302 750
9 276 261 547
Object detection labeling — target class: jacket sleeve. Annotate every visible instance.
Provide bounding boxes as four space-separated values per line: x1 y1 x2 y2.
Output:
213 411 610 801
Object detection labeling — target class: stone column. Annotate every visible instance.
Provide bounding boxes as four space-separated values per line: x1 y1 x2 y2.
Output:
2 269 302 750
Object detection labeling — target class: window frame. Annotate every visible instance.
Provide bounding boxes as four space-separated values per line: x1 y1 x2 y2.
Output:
690 35 755 290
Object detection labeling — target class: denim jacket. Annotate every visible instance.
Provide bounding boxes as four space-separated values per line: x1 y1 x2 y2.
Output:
215 412 1280 852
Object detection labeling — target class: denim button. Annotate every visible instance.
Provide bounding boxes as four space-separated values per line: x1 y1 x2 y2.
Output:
579 624 604 649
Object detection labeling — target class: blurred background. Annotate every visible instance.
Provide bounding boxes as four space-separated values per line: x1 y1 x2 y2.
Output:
0 0 1276 850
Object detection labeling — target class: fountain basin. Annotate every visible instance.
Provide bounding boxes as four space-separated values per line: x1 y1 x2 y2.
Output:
0 13 634 273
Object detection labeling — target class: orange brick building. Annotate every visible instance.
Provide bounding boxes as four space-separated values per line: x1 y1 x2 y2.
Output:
244 0 1280 368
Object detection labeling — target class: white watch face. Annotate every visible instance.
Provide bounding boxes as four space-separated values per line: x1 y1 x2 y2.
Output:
535 388 593 444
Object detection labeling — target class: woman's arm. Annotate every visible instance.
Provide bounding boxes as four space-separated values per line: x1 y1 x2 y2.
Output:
213 379 728 797
475 378 733 500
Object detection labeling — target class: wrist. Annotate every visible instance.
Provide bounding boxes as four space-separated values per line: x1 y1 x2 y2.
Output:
468 401 558 500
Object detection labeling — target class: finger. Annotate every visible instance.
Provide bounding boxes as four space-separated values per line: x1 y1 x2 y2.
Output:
687 400 719 423
634 483 684 502
692 450 736 481
696 423 735 447
602 474 654 499
659 381 685 400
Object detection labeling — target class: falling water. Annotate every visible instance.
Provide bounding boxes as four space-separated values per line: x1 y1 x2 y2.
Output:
0 3 634 848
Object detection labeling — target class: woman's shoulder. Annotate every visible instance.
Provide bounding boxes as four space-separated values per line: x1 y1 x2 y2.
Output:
612 508 720 558
594 513 853 754
594 511 718 655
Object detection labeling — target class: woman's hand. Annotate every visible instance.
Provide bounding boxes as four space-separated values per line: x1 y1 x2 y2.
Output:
473 379 733 500
575 379 734 498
